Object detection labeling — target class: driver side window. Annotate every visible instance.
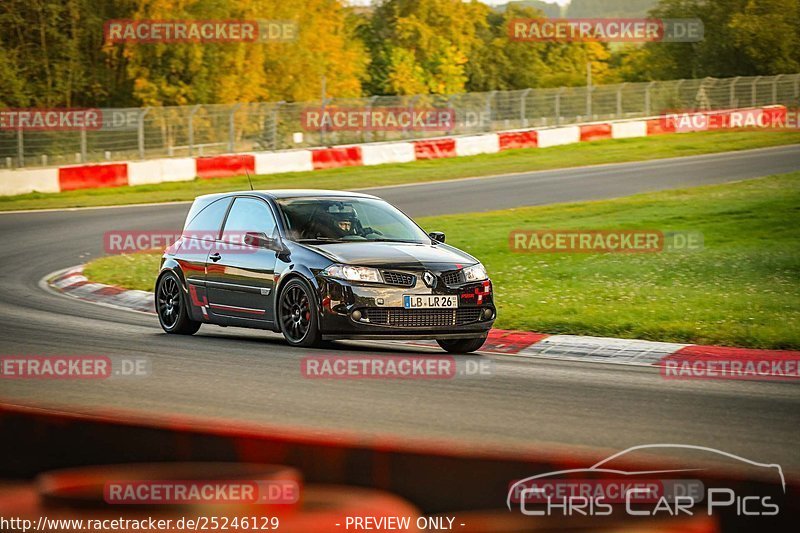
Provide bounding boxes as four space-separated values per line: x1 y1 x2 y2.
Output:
222 197 277 245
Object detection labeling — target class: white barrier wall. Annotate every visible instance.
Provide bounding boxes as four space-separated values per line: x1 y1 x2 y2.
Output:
254 150 313 175
127 160 163 186
159 158 197 182
611 121 648 139
455 134 500 156
361 142 416 166
128 158 196 186
0 168 60 196
536 126 581 148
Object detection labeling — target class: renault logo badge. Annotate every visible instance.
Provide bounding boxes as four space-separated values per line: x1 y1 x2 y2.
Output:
423 271 436 288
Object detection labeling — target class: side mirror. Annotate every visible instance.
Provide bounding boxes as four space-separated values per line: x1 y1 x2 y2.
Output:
244 231 279 250
428 231 446 243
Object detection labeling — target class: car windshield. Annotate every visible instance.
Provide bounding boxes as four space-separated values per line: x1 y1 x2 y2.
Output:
276 197 430 244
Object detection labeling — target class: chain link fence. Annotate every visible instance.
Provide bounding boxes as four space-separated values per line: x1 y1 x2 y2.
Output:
2 73 798 169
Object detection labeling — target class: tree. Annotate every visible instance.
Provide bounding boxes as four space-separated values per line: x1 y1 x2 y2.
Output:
616 0 800 80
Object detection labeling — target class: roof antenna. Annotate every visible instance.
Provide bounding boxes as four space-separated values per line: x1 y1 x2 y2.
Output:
245 168 254 191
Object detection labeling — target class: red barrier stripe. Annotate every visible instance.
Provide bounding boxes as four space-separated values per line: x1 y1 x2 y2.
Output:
498 130 538 150
579 124 612 142
58 163 128 192
196 154 255 179
311 146 363 170
762 106 788 127
413 138 456 159
647 118 675 135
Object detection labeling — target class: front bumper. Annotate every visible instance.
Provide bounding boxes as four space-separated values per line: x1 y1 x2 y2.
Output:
316 273 496 341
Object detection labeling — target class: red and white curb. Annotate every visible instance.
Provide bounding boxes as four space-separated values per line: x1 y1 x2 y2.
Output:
45 265 800 371
1 106 786 197
46 266 154 314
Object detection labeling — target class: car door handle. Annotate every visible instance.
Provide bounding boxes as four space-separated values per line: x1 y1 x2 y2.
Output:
209 252 222 262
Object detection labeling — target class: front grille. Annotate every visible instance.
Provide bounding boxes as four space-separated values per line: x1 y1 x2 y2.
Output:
441 269 465 286
382 271 415 287
363 307 482 327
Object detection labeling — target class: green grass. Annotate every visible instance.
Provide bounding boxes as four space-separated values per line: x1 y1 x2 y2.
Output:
83 172 800 349
4 129 800 212
84 253 162 293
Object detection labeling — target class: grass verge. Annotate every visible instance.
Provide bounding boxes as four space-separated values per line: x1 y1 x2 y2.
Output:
83 172 800 350
4 129 800 212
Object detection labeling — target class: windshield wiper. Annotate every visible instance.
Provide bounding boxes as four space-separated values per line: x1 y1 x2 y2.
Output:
296 237 345 243
367 238 425 244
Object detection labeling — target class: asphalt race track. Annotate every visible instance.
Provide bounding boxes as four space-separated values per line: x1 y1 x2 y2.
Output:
1 145 799 474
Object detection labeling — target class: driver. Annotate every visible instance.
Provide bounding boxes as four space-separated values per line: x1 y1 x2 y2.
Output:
331 212 358 236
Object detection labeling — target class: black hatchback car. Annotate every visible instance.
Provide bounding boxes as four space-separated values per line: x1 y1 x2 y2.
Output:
156 190 495 353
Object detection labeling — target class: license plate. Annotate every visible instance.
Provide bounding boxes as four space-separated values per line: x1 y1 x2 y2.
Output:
403 294 458 309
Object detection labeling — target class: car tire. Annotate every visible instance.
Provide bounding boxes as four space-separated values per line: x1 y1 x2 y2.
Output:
436 336 487 354
278 278 323 348
156 272 201 335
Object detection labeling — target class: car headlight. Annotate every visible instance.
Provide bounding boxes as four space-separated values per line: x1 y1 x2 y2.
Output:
323 264 382 283
463 263 488 282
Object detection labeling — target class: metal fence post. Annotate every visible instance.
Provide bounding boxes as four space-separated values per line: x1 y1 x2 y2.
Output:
485 91 496 132
772 75 783 105
272 102 283 150
520 88 531 127
80 128 87 163
228 104 241 153
795 74 800 104
729 77 740 108
17 127 24 167
138 107 150 160
365 95 378 143
585 85 592 119
751 76 762 107
446 95 456 135
555 88 564 125
645 81 656 116
188 105 200 156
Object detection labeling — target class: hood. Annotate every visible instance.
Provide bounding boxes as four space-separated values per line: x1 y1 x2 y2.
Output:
301 241 477 269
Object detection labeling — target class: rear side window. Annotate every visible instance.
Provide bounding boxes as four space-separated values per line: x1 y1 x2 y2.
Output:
221 197 278 244
183 197 231 240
